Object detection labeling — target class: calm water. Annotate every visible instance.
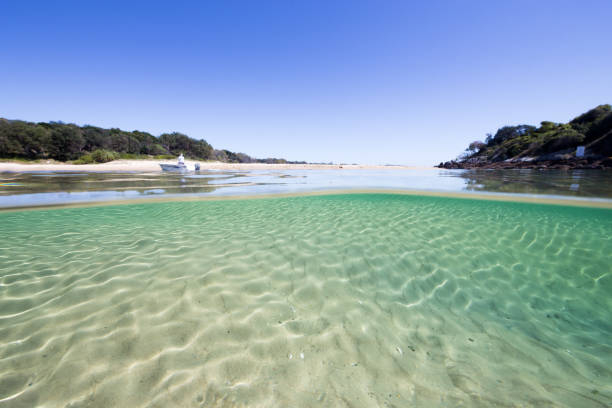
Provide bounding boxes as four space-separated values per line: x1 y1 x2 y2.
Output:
1 171 611 407
1 168 612 208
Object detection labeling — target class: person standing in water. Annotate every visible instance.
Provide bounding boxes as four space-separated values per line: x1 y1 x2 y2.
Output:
178 153 185 165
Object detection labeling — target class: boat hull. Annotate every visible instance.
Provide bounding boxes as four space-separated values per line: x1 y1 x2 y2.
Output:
159 163 201 172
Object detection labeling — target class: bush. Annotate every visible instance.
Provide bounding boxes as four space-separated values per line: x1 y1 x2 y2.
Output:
74 149 118 164
73 154 94 164
91 149 119 163
542 130 584 152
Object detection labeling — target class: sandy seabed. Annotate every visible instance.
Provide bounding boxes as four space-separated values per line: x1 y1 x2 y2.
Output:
0 194 611 407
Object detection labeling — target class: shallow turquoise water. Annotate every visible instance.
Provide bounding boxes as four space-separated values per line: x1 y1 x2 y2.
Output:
0 194 611 407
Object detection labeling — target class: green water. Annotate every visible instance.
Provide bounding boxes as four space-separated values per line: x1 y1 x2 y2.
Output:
1 194 611 407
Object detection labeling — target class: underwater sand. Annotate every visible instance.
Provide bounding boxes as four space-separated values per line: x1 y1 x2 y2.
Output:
0 193 611 407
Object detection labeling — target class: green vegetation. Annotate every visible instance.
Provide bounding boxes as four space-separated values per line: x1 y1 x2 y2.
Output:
74 149 119 164
0 118 301 164
73 150 177 164
0 118 213 161
455 104 612 165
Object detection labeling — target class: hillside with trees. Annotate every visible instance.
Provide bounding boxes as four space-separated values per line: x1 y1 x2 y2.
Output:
439 104 612 169
0 118 300 164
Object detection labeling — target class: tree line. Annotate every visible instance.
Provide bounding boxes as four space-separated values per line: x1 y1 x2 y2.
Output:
0 118 300 164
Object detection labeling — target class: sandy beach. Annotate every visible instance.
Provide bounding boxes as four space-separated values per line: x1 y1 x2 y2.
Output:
0 160 432 173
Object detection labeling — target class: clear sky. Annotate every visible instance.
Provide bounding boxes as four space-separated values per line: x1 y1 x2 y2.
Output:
2 1 611 165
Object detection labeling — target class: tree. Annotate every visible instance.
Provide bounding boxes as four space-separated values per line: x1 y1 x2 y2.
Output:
487 125 536 146
467 141 486 153
48 125 84 160
0 116 283 162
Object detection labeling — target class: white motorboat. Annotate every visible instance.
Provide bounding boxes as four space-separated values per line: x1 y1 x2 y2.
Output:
160 154 200 172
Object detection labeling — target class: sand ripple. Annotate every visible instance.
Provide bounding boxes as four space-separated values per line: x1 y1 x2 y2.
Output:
0 194 611 407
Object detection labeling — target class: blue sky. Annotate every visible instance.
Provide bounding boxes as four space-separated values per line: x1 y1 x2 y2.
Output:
2 0 611 165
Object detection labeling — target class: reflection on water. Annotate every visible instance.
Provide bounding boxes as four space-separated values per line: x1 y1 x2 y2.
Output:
0 168 611 208
457 169 612 197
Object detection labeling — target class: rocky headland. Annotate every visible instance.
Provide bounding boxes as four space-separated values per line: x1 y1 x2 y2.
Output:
438 105 612 170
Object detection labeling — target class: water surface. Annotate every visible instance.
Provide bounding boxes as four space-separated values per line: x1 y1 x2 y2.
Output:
1 168 611 208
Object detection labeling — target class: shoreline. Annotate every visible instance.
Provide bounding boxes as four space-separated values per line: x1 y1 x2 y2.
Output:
437 157 612 170
0 159 434 173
